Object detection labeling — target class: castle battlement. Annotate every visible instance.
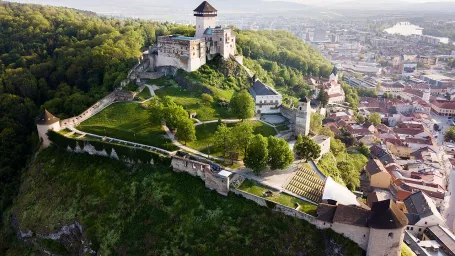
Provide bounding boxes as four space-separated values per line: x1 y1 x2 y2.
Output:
149 1 236 72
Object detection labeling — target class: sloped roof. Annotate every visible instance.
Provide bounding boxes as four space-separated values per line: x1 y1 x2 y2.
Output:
316 203 337 222
332 204 370 227
366 159 388 176
194 1 217 12
403 191 443 221
36 109 60 125
331 66 338 76
322 177 359 206
249 80 278 96
368 199 408 229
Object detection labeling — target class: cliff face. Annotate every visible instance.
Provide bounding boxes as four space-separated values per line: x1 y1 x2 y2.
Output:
11 213 95 255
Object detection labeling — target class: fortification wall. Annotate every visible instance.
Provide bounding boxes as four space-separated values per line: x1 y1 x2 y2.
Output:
205 171 230 196
171 156 208 179
280 106 296 122
331 223 370 250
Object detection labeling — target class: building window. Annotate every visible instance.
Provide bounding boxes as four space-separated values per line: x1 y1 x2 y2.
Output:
388 232 394 239
419 228 421 232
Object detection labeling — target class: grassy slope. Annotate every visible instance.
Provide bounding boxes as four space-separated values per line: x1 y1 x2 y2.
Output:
77 102 178 151
11 147 363 255
155 86 234 121
185 121 277 158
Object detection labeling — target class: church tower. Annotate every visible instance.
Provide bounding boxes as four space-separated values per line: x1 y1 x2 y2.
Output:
295 97 311 136
329 66 338 83
194 1 217 38
423 87 431 103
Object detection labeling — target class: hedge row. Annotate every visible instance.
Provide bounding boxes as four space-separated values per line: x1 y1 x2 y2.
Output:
47 131 170 166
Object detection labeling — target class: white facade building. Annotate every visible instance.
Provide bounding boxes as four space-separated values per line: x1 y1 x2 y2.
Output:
248 80 282 114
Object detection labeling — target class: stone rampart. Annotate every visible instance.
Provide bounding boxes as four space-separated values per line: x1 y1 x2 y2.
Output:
280 105 296 122
171 156 230 195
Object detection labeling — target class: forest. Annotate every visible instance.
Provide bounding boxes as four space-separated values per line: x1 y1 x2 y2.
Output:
0 1 196 245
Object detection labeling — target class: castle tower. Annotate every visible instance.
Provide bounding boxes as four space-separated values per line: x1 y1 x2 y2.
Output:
329 66 338 83
366 200 408 256
194 1 217 38
36 109 61 148
423 87 431 103
295 97 311 136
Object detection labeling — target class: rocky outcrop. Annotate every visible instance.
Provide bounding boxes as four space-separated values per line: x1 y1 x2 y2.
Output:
11 213 96 255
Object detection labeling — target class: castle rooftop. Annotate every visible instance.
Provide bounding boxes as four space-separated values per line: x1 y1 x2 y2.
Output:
36 109 60 125
194 1 217 17
249 80 279 96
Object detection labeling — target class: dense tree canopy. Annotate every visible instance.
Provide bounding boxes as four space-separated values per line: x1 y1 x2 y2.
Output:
0 1 196 232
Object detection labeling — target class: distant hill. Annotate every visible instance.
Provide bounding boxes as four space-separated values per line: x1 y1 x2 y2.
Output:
7 0 309 17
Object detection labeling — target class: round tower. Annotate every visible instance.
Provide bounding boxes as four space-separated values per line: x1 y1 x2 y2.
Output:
194 1 217 38
366 200 408 256
36 109 61 148
295 97 311 136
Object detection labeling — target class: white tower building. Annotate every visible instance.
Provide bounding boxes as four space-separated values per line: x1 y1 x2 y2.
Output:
423 87 431 103
295 97 311 136
36 109 61 148
194 1 217 38
329 66 338 83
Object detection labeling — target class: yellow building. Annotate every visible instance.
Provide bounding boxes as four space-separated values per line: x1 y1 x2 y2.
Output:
365 159 391 189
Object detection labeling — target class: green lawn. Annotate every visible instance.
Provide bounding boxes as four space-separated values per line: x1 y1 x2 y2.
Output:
237 179 317 215
184 121 277 158
11 147 362 255
136 87 151 101
77 102 178 151
276 125 290 132
155 86 235 121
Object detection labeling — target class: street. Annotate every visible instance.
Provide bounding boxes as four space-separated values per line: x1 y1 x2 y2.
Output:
429 113 455 233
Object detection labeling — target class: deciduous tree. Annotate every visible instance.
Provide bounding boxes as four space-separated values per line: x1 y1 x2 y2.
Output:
176 118 196 145
293 135 321 161
244 134 269 174
230 90 255 119
267 136 294 170
368 112 381 126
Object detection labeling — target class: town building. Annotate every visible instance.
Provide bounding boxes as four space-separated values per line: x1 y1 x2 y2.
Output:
365 159 392 189
403 191 446 237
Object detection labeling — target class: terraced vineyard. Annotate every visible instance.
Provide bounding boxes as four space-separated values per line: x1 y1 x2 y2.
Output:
286 166 325 203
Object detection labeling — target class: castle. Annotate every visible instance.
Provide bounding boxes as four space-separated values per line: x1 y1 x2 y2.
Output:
149 1 236 72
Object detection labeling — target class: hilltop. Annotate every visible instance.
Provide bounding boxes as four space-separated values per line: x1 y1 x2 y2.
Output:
0 2 345 254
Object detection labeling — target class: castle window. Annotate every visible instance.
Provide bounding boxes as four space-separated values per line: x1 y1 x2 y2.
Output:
388 232 394 239
220 38 222 41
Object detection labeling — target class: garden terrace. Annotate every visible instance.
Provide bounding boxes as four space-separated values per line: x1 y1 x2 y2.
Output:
285 165 325 203
237 179 317 215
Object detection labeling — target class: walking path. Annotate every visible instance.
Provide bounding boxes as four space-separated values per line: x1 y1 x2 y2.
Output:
162 124 240 166
194 118 256 126
68 127 172 155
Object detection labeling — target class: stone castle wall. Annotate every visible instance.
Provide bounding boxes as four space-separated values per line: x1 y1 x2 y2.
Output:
171 156 229 195
280 105 296 122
